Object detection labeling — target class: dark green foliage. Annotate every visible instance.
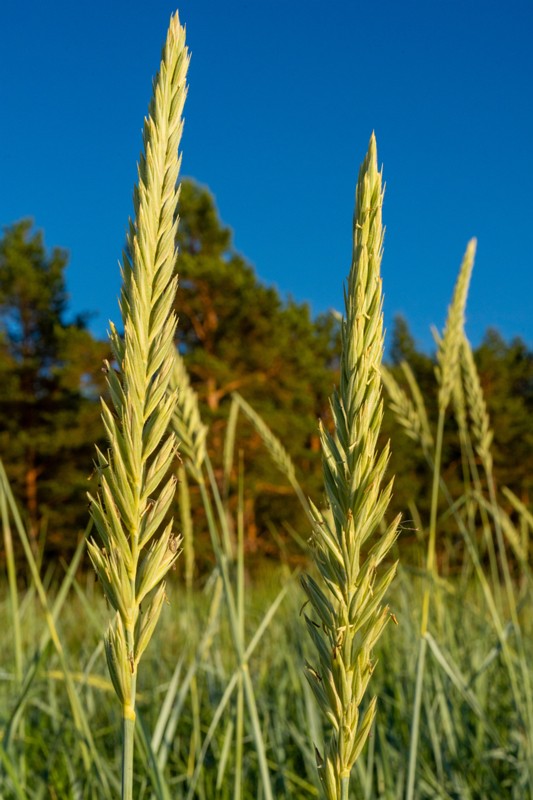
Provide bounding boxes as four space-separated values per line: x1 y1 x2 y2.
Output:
0 220 109 558
175 181 340 555
383 316 533 560
0 196 532 567
476 328 533 498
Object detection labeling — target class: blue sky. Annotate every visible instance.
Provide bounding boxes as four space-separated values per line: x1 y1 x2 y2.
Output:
1 0 532 353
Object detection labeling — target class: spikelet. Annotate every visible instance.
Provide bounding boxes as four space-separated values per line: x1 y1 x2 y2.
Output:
302 135 400 799
232 392 298 487
88 14 189 722
169 349 208 473
452 358 469 448
460 333 494 472
231 391 312 520
381 363 434 458
435 240 476 412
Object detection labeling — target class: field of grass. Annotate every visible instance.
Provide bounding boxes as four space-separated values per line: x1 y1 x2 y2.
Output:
0 549 531 798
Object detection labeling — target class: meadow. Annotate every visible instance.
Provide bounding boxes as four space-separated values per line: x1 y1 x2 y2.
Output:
1 476 532 799
1 11 532 800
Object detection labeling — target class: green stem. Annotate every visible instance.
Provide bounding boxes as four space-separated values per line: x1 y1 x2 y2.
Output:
122 612 137 799
340 775 350 800
1 482 25 787
461 432 501 599
407 407 445 800
420 408 445 636
197 464 274 800
122 712 136 800
1 492 22 685
406 635 428 800
234 455 245 800
234 675 244 800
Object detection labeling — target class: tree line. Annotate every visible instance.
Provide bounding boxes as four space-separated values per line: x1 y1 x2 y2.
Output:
1 180 532 570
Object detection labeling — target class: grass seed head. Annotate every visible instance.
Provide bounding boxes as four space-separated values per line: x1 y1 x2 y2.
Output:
303 134 400 798
88 12 189 719
436 239 476 412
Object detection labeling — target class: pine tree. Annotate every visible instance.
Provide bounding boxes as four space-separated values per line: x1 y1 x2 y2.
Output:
0 219 108 555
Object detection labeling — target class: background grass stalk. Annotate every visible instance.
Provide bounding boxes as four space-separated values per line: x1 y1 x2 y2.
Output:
0 462 113 794
195 467 275 800
87 14 189 798
406 242 475 799
461 334 533 786
170 349 277 798
420 408 445 635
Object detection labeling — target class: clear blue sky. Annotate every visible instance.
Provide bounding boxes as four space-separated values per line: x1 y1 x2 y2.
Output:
2 0 532 352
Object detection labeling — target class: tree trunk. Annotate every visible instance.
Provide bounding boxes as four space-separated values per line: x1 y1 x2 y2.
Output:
25 449 40 556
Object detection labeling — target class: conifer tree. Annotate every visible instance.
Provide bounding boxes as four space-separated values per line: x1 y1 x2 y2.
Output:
0 219 107 552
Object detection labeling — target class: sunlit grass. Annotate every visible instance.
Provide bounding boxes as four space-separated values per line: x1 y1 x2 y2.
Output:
0 563 531 798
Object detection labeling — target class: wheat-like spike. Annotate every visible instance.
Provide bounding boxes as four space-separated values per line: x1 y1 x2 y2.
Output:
460 333 494 472
88 15 188 796
501 487 533 565
400 362 434 453
302 134 400 800
435 240 476 412
381 364 433 458
232 392 297 483
476 490 528 565
453 358 469 447
232 391 312 520
503 486 533 534
169 349 208 473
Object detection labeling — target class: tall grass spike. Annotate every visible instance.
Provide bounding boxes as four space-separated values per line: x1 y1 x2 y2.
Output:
87 13 189 797
302 134 400 799
436 239 476 412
